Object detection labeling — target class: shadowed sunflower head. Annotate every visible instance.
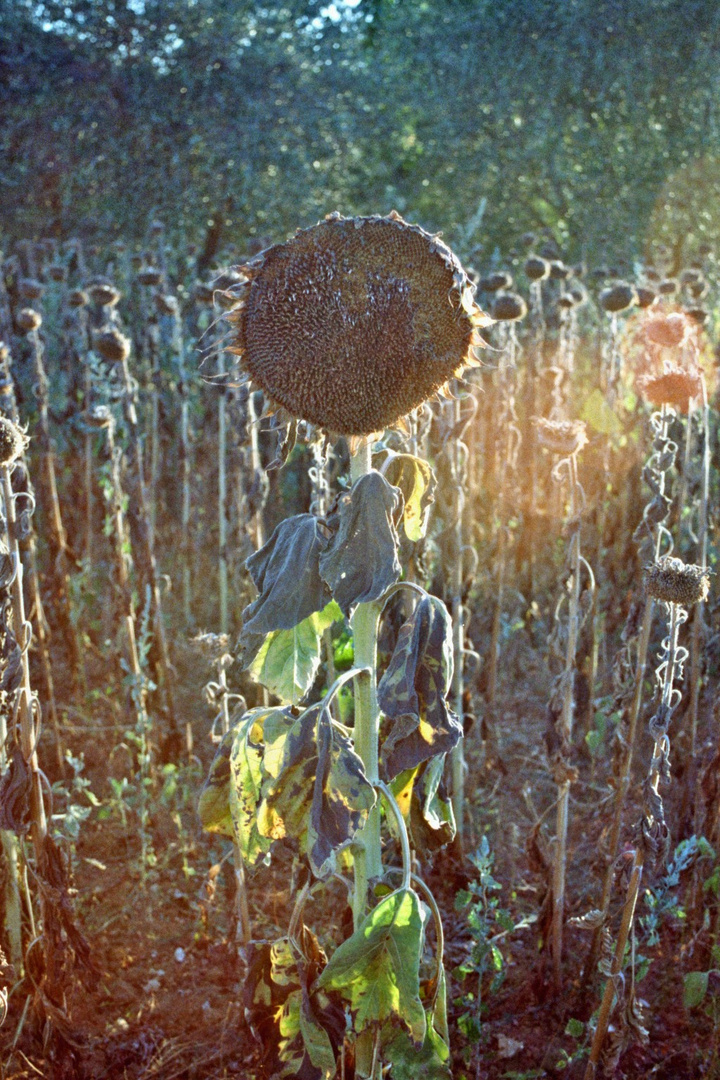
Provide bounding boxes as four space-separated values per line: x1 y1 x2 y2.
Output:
222 211 491 436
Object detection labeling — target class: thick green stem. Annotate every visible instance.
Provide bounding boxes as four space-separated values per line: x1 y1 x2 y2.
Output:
350 442 382 928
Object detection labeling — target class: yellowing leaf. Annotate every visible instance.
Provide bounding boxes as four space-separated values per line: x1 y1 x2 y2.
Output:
316 888 427 1045
382 454 436 542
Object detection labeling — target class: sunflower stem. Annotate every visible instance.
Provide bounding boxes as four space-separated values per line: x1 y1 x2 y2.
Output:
350 441 383 929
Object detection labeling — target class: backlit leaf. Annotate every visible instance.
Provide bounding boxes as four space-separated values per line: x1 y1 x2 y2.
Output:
197 722 236 838
228 708 278 863
316 888 427 1045
249 601 342 705
382 454 436 542
308 709 376 878
410 755 456 853
319 470 403 617
378 595 462 779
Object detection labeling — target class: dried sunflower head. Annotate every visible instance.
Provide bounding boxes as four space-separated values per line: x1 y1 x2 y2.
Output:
88 282 121 308
524 255 550 281
68 289 89 308
642 312 689 349
492 292 527 321
224 211 490 436
16 308 42 334
532 417 588 456
645 556 710 606
600 283 637 313
0 417 27 466
637 366 703 412
18 279 44 302
93 327 131 364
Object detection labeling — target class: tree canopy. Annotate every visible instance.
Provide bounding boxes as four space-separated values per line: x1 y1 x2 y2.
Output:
2 0 720 264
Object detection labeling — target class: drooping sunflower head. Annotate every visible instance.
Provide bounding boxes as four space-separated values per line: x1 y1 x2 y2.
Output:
223 211 490 436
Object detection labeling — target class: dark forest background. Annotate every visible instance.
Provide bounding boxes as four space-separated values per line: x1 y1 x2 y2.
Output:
2 0 720 265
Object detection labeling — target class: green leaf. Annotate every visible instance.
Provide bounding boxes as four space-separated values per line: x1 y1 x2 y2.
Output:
378 596 462 780
581 388 623 436
585 729 603 754
319 470 403 617
382 454 436 542
238 514 332 667
316 888 427 1045
684 970 710 1009
249 601 342 705
382 966 451 1079
258 703 375 873
565 1017 584 1038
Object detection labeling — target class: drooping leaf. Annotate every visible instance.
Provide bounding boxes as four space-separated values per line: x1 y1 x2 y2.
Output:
198 707 280 864
381 454 435 542
308 709 376 878
198 720 241 838
378 595 462 780
238 514 332 667
258 707 320 845
411 755 456 854
319 470 403 617
258 704 374 873
382 970 452 1080
389 758 456 854
249 601 343 705
229 709 278 863
316 888 427 1045
244 933 340 1080
298 985 336 1079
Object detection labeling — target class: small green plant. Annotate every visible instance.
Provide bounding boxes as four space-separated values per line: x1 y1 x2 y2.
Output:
454 836 512 1045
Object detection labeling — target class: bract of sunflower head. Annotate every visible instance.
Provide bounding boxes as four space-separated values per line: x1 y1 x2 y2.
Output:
221 211 491 437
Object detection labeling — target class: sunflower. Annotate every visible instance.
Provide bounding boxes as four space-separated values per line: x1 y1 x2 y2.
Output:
223 211 490 436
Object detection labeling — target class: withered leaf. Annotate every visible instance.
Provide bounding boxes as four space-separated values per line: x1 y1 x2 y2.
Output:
378 595 462 780
238 514 331 667
381 454 436 542
0 745 32 834
319 471 403 617
258 704 375 876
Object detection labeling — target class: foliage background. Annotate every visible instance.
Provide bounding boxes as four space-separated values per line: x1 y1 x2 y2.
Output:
3 0 720 263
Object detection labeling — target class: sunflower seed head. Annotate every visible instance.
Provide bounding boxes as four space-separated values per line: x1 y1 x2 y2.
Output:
644 556 710 606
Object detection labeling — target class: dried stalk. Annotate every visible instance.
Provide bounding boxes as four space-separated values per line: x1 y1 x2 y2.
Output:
117 340 177 735
584 404 675 982
550 452 583 992
26 324 83 689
